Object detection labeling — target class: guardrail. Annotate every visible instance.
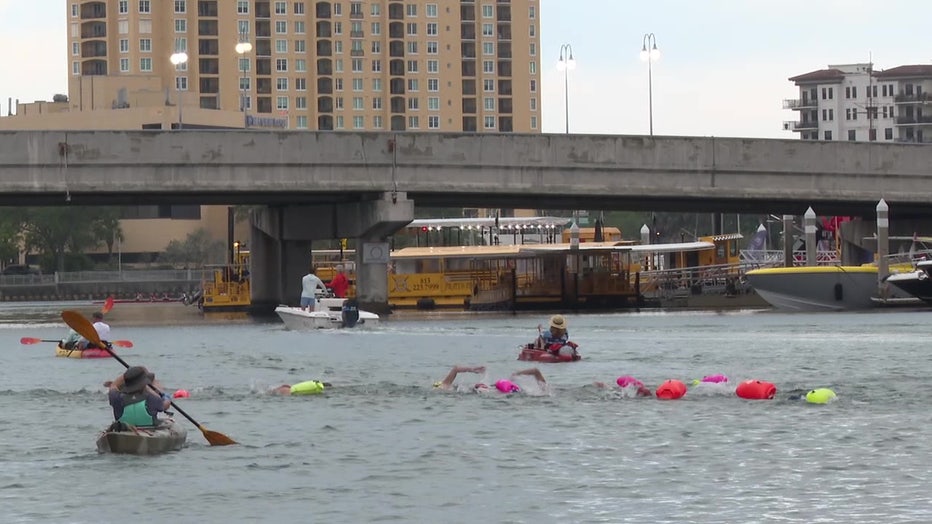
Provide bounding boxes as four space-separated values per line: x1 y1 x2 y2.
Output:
0 269 211 287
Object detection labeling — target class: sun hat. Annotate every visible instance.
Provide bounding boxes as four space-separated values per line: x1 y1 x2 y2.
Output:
549 315 567 330
120 366 154 393
336 264 344 271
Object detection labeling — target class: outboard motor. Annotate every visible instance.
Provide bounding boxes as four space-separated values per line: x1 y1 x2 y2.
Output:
342 299 360 328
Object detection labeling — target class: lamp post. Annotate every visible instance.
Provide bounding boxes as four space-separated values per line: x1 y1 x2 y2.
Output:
169 51 188 130
235 36 253 127
639 33 660 136
556 44 576 134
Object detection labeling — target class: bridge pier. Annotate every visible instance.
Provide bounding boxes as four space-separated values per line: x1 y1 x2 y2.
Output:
249 191 413 313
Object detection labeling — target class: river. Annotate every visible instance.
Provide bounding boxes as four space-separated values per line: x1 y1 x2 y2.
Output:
1 302 931 523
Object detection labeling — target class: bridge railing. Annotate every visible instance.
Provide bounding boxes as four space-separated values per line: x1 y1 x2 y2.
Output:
0 269 211 287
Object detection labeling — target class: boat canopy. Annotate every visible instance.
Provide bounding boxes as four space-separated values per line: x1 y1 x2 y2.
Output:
390 245 526 260
629 241 715 254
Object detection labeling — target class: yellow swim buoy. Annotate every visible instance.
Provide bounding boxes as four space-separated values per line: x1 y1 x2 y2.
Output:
290 380 325 395
805 388 836 404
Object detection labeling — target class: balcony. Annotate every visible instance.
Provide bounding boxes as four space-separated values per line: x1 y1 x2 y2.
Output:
895 115 932 125
350 49 364 57
784 120 818 131
80 2 106 19
894 93 931 104
783 98 817 110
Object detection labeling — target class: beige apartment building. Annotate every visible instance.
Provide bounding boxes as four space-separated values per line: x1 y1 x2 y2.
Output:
0 0 542 261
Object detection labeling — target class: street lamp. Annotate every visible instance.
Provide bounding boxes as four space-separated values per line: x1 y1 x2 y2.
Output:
556 43 576 134
639 33 660 136
169 51 188 130
235 36 253 125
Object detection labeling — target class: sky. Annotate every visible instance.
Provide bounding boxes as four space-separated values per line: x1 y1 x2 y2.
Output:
1 0 930 139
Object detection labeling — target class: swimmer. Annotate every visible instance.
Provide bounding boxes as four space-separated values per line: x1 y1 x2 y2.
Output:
432 365 487 391
272 380 333 396
594 375 652 397
433 365 546 394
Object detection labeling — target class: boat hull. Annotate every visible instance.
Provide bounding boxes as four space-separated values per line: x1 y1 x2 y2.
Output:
886 269 932 304
96 420 187 455
274 300 379 331
56 344 111 359
517 344 581 363
745 266 879 311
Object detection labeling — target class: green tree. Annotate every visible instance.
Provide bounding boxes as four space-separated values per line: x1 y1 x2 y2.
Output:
158 228 226 267
0 208 24 266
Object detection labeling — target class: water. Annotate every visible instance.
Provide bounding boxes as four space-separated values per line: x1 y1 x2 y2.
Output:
2 302 932 523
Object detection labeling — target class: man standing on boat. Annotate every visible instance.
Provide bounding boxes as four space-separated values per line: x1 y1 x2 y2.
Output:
301 267 328 312
329 264 349 298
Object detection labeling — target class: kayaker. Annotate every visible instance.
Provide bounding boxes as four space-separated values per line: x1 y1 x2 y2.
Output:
61 328 82 349
107 366 172 428
534 315 576 358
78 311 112 349
301 267 328 311
329 265 350 298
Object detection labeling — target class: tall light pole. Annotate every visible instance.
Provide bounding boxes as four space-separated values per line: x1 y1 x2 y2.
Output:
556 44 576 134
169 51 188 130
235 35 253 127
639 33 660 136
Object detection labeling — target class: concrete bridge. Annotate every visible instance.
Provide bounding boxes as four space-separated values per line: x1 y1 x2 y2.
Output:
1 130 931 310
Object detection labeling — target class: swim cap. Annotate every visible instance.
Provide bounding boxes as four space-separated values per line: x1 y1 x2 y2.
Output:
495 379 520 393
616 375 644 388
701 374 728 384
172 389 190 399
432 381 443 389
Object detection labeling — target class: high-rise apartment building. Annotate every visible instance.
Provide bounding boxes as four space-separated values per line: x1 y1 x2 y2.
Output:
784 63 932 144
65 0 542 133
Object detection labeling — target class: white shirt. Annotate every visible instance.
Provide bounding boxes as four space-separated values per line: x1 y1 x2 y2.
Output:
301 273 326 298
93 320 111 340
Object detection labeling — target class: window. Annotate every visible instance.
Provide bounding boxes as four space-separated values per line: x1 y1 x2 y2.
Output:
407 79 419 91
407 41 418 54
373 115 383 129
529 62 536 74
176 77 187 90
140 57 152 71
407 60 418 73
276 58 288 71
884 128 893 140
372 78 382 91
529 6 536 18
72 61 79 75
371 3 381 15
353 116 364 129
408 116 420 128
407 23 417 35
119 39 129 53
428 97 439 110
238 20 249 34
277 96 289 110
350 2 363 16
333 3 342 15
530 79 536 92
529 43 536 56
118 0 128 14
484 97 495 111
296 59 306 72
296 78 307 91
174 0 186 13
336 116 344 129
482 42 494 55
427 78 439 92
426 41 438 54
71 42 79 56
530 98 537 110
426 4 437 17
352 78 363 91
139 39 152 52
482 23 493 37
408 97 419 110
352 57 364 72
484 116 495 129
239 76 250 90
372 97 383 109
295 40 306 53
335 58 343 72
427 60 438 73
483 79 495 92
295 21 305 34
296 115 308 129
276 21 287 34
482 4 493 17
175 19 187 32
238 57 250 72
529 25 535 37
237 1 248 14
823 130 832 140
118 20 128 34
277 78 289 91
406 4 417 16
174 37 187 52
371 59 382 72
428 115 439 128
139 19 152 33
335 97 344 109
274 1 286 15
353 97 363 110
530 116 538 129
334 22 342 35
138 0 150 14
848 130 856 141
483 60 494 73
70 3 78 17
294 2 305 15
426 23 438 36
119 58 130 72
276 39 288 53
296 96 307 109
371 22 381 35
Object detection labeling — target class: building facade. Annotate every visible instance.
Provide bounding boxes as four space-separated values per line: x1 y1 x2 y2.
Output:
785 63 932 144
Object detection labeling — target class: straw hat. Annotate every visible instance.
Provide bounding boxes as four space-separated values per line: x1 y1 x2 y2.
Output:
549 315 567 330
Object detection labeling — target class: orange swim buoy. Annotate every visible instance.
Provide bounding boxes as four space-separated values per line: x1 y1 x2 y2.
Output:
735 380 776 400
655 379 687 400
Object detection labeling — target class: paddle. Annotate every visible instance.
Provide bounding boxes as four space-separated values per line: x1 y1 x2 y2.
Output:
20 337 134 348
101 296 115 314
61 310 236 446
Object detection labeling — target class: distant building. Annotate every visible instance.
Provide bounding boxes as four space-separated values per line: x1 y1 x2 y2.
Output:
784 63 932 144
0 0 544 260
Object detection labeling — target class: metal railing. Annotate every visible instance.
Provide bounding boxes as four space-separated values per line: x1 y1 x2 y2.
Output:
0 268 210 287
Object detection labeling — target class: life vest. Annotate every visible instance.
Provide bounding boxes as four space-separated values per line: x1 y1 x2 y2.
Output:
118 393 157 427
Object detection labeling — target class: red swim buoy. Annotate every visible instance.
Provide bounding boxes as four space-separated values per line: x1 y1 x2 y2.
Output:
655 379 686 400
735 380 776 400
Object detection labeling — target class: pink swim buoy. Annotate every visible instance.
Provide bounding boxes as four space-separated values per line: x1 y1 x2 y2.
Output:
701 374 729 384
655 379 687 400
735 380 776 400
172 389 190 399
616 375 644 388
495 379 520 393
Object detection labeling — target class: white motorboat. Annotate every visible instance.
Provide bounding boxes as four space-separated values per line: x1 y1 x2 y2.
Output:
885 260 932 304
274 296 379 330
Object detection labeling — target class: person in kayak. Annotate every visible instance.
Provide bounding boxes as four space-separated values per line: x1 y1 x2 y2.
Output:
433 365 547 394
77 311 112 349
534 315 577 358
107 366 172 428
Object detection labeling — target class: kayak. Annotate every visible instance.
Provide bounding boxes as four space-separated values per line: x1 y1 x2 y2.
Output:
56 344 111 359
517 343 582 363
96 419 187 455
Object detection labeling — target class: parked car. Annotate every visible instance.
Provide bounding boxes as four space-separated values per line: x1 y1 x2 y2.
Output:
1 265 41 276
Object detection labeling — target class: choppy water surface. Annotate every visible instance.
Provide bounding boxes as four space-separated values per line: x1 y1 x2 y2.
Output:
2 302 932 523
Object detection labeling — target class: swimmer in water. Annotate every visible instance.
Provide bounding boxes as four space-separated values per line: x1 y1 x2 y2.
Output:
594 375 653 397
433 365 546 394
